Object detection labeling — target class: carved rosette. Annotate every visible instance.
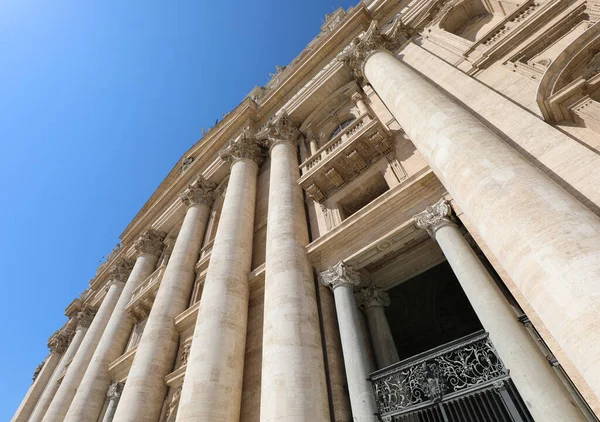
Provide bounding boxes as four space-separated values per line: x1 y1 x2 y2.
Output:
257 110 300 150
77 305 97 328
356 284 391 310
413 198 455 238
320 261 362 290
219 129 264 166
107 381 124 400
134 228 166 257
108 257 135 284
48 330 70 354
179 175 218 208
339 20 413 82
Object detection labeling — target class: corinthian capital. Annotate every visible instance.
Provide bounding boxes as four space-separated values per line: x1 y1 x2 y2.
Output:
219 129 264 166
320 261 361 290
48 330 70 354
107 382 124 400
134 228 166 257
180 175 218 208
356 284 390 310
108 257 135 283
257 110 300 149
339 19 413 82
413 198 455 238
77 305 97 328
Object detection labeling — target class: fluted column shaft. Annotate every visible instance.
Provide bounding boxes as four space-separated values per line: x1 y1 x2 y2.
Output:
42 282 124 422
66 243 160 421
321 262 377 422
113 184 213 422
363 47 600 398
358 286 399 369
11 352 61 422
259 115 330 422
177 149 259 421
28 326 87 422
414 200 585 421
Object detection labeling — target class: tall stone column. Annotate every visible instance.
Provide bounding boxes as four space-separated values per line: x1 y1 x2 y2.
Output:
321 262 378 422
346 21 600 398
356 285 399 369
28 315 90 422
101 382 123 422
11 330 69 422
176 130 262 422
113 175 215 422
258 112 330 422
65 230 164 422
42 258 132 422
351 92 368 115
413 199 586 421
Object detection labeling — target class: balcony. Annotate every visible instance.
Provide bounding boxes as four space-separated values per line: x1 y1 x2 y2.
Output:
299 112 393 203
370 331 533 422
125 265 166 323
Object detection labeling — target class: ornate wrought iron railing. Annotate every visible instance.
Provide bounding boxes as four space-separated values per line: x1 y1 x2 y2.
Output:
369 331 534 422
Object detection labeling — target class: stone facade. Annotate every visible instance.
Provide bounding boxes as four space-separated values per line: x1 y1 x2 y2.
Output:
12 1 600 421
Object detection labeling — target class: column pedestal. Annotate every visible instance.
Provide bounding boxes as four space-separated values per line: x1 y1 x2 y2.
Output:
113 176 215 422
414 199 586 422
65 232 162 422
176 132 261 422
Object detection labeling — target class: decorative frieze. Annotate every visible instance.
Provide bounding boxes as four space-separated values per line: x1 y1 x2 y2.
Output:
320 261 362 290
77 305 97 328
48 330 70 354
356 284 390 310
413 198 454 238
134 228 166 258
340 20 412 82
179 175 218 208
219 129 264 166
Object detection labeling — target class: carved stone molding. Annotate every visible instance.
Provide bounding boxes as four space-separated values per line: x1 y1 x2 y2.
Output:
339 20 413 82
77 305 97 329
107 381 124 400
48 330 70 354
320 261 362 290
180 175 218 208
257 110 300 149
165 386 182 422
134 228 166 258
219 129 264 166
108 257 135 283
413 198 455 238
356 284 391 310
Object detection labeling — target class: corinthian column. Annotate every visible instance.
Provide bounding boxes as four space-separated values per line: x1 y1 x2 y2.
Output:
176 130 262 422
347 20 600 400
101 382 123 422
256 112 330 422
320 262 377 422
11 330 69 422
413 199 586 421
42 259 132 422
113 176 215 422
28 313 90 421
356 285 399 369
65 230 164 422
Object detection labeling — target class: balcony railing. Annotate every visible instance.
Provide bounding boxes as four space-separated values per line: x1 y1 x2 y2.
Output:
369 331 533 422
300 112 372 174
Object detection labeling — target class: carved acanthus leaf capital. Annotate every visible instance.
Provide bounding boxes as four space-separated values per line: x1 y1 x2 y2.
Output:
107 381 124 400
339 19 413 82
32 358 46 383
356 284 390 310
413 198 454 238
108 257 135 283
320 261 362 290
180 175 218 208
257 110 300 149
77 305 97 328
134 228 166 257
219 129 264 166
48 329 70 354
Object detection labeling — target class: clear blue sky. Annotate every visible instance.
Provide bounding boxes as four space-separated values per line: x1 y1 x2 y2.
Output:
0 0 356 417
